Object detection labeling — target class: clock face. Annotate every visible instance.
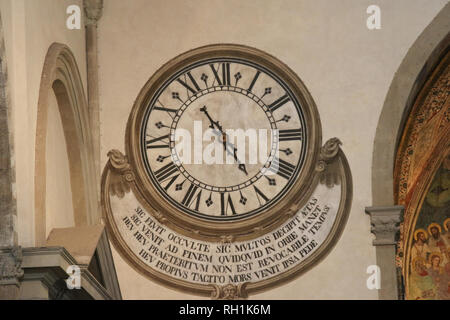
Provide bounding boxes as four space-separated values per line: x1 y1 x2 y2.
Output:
140 57 307 221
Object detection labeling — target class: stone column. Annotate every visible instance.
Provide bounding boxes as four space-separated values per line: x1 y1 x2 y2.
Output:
365 205 403 300
0 247 23 299
83 0 103 222
0 10 22 299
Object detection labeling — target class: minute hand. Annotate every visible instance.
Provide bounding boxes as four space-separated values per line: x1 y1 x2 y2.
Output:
200 106 248 176
232 146 249 176
214 129 248 176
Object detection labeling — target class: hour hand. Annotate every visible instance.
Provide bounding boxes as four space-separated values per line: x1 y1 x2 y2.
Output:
221 132 227 151
200 106 222 131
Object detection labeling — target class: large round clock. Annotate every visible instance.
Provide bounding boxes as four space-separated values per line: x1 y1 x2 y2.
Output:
126 44 321 241
104 44 352 298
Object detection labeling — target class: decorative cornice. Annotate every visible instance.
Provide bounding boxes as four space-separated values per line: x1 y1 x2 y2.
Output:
0 246 23 286
83 0 103 26
365 206 404 245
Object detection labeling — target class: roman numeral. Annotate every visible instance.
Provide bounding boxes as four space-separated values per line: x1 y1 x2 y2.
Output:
146 134 170 149
222 63 230 86
154 162 178 182
247 70 260 92
193 190 202 211
210 63 230 86
269 158 296 179
162 174 179 191
210 64 222 86
278 128 302 141
153 105 178 113
268 94 290 112
253 186 269 206
177 72 201 95
181 184 200 208
220 193 236 216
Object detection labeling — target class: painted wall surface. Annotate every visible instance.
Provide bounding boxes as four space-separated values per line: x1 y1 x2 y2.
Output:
0 0 447 300
0 0 86 246
97 0 447 299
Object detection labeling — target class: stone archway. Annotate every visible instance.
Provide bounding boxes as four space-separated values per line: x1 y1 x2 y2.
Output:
371 4 450 207
368 3 450 300
34 43 98 246
394 48 449 300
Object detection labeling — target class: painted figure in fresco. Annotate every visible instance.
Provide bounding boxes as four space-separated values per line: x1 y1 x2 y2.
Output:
444 218 450 251
411 229 431 262
409 258 436 299
408 159 450 300
427 252 449 300
409 222 450 300
445 254 450 298
427 223 448 255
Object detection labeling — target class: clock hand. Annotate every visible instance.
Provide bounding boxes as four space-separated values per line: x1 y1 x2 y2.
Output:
200 106 229 153
233 147 249 176
201 106 248 176
221 136 248 176
221 131 227 151
212 128 234 157
200 106 223 132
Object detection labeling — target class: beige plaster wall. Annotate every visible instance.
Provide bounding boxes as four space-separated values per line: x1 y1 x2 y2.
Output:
98 0 447 299
45 89 75 238
0 0 87 247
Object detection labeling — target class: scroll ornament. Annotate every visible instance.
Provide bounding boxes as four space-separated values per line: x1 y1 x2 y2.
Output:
315 138 342 188
107 149 134 198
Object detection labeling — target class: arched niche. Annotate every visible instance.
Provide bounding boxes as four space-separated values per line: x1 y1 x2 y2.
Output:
35 43 98 246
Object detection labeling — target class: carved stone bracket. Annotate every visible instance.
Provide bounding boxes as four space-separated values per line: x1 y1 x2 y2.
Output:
107 149 134 199
365 206 404 245
0 246 24 286
83 0 103 26
210 283 248 300
315 137 342 188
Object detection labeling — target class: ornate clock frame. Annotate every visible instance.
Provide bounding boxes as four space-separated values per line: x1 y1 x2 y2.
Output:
101 44 353 298
125 44 321 242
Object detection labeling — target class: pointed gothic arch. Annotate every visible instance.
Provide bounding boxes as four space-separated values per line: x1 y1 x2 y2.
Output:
34 43 98 246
